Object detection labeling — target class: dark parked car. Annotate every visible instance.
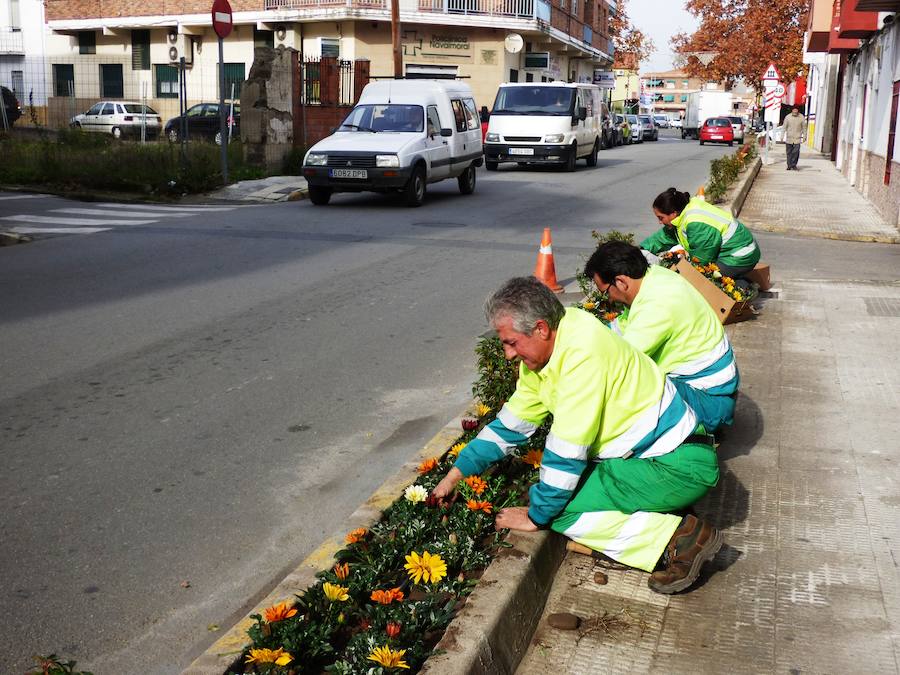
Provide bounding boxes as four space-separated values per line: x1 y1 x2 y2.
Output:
1 86 22 128
165 103 240 145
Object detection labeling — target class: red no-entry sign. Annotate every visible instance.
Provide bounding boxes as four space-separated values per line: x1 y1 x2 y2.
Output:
211 0 233 39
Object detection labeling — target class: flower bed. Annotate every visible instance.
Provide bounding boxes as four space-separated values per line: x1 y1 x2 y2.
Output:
705 139 759 203
230 341 543 674
658 249 758 303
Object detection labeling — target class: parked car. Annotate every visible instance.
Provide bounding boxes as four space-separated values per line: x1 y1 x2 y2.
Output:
637 114 659 141
670 116 683 129
302 79 483 207
484 82 606 171
70 101 161 139
165 103 240 145
1 86 22 128
653 114 669 128
725 115 746 143
698 117 735 146
614 114 631 145
626 114 643 143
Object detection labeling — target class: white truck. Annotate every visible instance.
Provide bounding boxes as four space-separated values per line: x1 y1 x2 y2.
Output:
682 91 733 139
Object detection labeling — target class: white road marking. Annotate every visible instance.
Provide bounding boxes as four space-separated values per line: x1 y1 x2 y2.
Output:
0 194 39 201
0 215 155 226
89 203 237 212
11 226 112 235
52 208 190 218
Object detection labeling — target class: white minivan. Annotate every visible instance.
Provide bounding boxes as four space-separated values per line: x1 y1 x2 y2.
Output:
483 82 607 171
302 80 483 207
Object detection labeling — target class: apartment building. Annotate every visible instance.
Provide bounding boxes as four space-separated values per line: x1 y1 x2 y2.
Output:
1 0 48 110
39 0 614 127
804 0 899 227
640 68 755 118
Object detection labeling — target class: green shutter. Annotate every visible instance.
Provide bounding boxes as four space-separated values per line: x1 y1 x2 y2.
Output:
222 63 245 100
155 64 178 98
100 64 124 98
132 30 150 71
78 31 96 55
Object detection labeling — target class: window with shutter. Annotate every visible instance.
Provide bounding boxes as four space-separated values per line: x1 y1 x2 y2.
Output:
254 28 274 49
132 30 150 71
78 31 96 55
221 63 245 100
155 64 178 98
52 64 74 97
100 64 124 98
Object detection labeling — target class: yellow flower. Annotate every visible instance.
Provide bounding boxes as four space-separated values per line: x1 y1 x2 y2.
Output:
520 449 543 469
322 582 349 602
404 550 448 585
404 484 428 503
263 601 297 623
245 647 293 666
367 645 410 670
476 402 491 417
582 301 596 310
448 442 466 457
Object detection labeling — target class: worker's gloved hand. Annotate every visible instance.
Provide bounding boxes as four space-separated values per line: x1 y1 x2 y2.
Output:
495 506 538 532
640 249 661 265
431 466 463 502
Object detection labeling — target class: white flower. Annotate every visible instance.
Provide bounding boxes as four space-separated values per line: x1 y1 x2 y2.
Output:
713 270 723 279
404 485 428 503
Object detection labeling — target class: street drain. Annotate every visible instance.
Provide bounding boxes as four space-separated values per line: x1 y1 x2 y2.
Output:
411 221 468 228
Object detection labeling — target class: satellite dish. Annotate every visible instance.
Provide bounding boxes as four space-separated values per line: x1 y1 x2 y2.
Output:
504 33 524 54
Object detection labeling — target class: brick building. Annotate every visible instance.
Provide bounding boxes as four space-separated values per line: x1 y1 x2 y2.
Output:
38 0 615 129
640 68 755 118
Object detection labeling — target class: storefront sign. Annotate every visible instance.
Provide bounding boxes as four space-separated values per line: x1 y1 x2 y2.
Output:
430 35 469 50
592 70 615 88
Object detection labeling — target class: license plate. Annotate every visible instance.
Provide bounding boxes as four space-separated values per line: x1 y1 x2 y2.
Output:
330 169 367 179
509 147 534 156
711 135 723 139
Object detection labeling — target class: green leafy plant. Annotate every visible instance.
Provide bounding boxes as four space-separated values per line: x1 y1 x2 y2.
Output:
26 654 93 675
471 337 518 415
706 138 758 203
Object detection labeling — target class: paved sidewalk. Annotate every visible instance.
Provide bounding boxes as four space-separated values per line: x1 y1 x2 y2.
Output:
740 145 899 243
201 175 308 202
517 276 900 674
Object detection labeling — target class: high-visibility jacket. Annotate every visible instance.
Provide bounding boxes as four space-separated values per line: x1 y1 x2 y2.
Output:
454 307 697 526
612 265 739 396
642 197 760 268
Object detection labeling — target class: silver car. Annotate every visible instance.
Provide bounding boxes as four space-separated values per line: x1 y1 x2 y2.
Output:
71 101 162 140
725 115 746 143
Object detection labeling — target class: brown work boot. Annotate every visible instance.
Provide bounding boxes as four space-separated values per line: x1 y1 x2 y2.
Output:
648 514 723 594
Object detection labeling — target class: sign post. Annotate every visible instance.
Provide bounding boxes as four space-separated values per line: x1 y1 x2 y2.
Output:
760 62 783 165
212 0 233 183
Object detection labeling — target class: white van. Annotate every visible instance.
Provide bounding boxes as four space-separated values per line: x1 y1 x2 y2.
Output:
483 82 607 171
302 80 483 207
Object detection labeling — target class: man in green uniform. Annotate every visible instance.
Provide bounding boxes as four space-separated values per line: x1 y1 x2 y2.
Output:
585 241 739 432
433 276 724 593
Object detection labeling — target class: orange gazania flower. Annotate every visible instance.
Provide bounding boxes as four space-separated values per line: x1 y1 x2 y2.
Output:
345 527 368 544
466 499 493 514
520 449 543 469
604 312 618 322
370 587 405 604
417 457 439 474
386 621 402 638
463 475 488 495
333 562 350 580
263 601 298 623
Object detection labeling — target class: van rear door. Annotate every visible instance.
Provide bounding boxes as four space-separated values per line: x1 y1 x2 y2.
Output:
449 97 482 175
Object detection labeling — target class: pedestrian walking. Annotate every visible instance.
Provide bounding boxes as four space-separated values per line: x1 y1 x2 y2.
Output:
641 187 761 282
783 107 805 170
432 277 723 594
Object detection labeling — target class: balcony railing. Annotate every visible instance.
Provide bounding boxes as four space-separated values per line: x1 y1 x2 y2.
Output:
0 28 24 54
264 0 550 18
265 0 385 9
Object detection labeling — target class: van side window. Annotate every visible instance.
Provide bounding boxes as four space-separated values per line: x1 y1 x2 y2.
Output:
451 99 467 132
426 105 442 136
462 98 480 131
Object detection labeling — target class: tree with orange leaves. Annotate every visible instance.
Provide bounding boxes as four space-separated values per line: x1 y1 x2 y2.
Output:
672 0 808 94
609 0 655 68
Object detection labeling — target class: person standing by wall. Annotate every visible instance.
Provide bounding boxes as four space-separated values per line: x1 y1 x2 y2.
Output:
783 107 805 170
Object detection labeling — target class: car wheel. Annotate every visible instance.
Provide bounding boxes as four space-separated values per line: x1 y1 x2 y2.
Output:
457 165 476 195
564 143 577 172
111 126 122 140
404 165 426 207
308 186 332 206
586 139 599 167
699 140 705 145
485 160 499 171
73 122 82 129
167 129 178 144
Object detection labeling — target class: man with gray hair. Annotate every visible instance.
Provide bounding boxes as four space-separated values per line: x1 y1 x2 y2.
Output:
433 276 724 594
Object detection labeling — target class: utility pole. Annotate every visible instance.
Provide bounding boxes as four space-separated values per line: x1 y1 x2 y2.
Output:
391 0 402 77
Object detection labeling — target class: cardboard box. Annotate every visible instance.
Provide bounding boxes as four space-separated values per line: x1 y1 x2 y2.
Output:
672 259 754 325
744 262 771 291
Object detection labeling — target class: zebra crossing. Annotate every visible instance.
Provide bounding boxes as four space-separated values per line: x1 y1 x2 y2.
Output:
0 195 239 237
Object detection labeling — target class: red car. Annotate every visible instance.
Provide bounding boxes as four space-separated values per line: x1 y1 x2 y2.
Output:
699 117 735 146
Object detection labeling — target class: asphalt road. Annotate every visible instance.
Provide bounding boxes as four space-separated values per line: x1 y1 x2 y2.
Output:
4 129 884 674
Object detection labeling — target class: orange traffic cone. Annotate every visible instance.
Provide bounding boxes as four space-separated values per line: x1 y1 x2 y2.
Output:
696 185 706 199
533 227 564 293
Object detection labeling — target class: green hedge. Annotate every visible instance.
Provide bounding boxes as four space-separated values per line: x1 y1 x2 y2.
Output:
706 139 758 204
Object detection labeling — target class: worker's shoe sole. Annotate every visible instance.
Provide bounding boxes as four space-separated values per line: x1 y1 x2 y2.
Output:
648 516 724 594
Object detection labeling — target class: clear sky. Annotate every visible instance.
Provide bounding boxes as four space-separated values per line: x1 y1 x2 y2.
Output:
626 0 700 73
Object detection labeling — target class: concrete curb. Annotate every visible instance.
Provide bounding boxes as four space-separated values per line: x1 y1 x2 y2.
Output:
0 231 31 246
183 404 562 674
726 156 762 218
749 222 900 245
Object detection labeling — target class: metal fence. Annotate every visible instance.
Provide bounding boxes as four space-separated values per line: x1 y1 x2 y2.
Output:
301 57 366 107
